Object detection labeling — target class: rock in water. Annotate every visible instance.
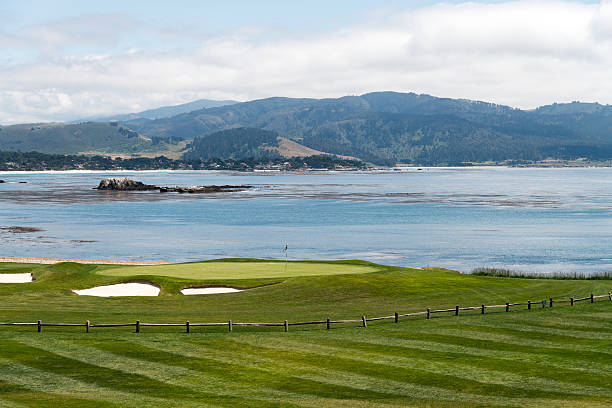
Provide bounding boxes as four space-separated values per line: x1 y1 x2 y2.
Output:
159 185 252 193
95 178 158 191
0 180 4 183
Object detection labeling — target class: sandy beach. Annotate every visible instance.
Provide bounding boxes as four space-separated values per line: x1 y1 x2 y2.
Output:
0 257 170 266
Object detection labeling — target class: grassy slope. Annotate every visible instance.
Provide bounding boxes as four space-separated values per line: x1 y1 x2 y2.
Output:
0 123 152 155
0 260 611 407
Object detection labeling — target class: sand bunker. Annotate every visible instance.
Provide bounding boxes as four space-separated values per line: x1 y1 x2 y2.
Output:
73 282 160 297
181 287 243 295
0 273 33 283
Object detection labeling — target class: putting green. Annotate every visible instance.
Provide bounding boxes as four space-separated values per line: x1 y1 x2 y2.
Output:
96 261 379 280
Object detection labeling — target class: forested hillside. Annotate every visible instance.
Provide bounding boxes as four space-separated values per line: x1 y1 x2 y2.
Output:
183 128 282 160
126 92 612 165
4 92 612 165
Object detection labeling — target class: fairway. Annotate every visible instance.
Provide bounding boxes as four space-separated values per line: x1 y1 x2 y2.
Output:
96 260 380 280
1 260 612 407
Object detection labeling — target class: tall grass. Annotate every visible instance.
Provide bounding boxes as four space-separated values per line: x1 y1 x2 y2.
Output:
471 267 612 280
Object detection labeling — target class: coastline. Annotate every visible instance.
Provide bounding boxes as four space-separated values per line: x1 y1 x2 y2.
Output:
0 256 171 266
0 169 221 175
0 166 512 175
5 166 612 175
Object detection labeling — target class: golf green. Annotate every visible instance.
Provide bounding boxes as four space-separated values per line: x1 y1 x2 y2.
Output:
96 260 381 280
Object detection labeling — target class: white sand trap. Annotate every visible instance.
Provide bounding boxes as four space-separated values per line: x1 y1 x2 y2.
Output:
181 287 243 295
73 282 160 297
0 273 33 283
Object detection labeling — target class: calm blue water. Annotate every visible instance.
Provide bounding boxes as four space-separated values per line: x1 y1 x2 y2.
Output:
1 168 612 273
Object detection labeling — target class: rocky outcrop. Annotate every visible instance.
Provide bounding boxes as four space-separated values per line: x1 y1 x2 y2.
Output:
95 178 157 191
159 185 252 193
0 226 43 233
95 178 252 193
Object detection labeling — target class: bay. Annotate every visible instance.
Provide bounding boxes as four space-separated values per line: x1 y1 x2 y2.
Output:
1 167 611 273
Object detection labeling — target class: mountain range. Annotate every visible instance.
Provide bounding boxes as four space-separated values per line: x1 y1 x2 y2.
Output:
70 98 238 123
2 92 612 165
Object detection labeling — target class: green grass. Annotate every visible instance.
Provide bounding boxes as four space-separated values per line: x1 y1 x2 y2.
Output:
98 259 380 280
1 259 612 407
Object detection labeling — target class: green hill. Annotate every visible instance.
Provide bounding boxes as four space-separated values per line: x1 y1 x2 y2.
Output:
183 128 282 160
0 122 153 155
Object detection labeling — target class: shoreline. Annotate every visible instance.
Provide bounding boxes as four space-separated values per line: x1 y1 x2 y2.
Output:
0 166 512 175
5 166 612 175
0 256 171 266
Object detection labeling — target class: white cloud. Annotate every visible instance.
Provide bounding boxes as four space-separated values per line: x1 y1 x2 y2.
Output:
2 0 612 124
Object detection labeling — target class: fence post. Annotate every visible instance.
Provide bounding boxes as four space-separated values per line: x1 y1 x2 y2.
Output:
86 320 90 333
326 318 330 330
228 320 232 332
591 294 594 303
542 299 546 308
528 300 531 310
506 302 509 312
37 320 42 333
284 320 289 332
550 298 553 308
186 321 190 333
481 304 485 314
394 312 399 323
571 297 574 306
136 320 140 333
362 316 367 327
426 308 431 319
455 305 459 316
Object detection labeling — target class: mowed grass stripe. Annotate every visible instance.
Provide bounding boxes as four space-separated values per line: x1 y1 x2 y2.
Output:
86 338 320 398
15 336 220 392
331 329 612 376
225 335 611 399
5 337 310 408
447 324 612 350
147 336 528 407
213 333 612 407
150 336 528 407
468 320 612 341
0 358 198 408
297 334 612 392
0 356 302 408
138 337 477 404
492 317 612 335
87 338 414 404
202 336 596 402
388 330 612 364
0 398 26 408
403 321 612 352
0 379 121 407
0 340 233 403
291 372 521 408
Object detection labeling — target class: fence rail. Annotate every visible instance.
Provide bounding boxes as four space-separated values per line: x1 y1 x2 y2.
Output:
1 291 611 333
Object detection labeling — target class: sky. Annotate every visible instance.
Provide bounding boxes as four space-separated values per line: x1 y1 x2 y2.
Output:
0 0 610 124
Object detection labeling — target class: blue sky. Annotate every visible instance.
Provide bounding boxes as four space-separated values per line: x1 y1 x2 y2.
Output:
5 1 601 33
0 0 611 123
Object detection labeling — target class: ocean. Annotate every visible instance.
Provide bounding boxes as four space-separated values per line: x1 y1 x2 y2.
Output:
1 167 612 273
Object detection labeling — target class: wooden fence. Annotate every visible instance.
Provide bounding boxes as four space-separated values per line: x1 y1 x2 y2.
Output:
1 291 611 333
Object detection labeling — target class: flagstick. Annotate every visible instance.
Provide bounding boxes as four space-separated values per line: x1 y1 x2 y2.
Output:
284 245 288 274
